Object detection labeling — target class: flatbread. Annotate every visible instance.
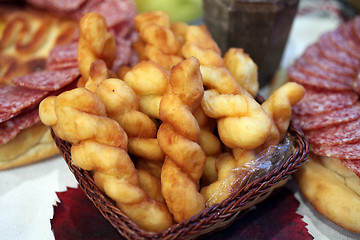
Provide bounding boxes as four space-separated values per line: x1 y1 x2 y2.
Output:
295 153 360 233
0 123 58 170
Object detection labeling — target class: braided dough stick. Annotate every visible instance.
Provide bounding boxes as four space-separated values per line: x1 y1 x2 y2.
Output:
133 11 183 70
81 59 113 91
39 88 173 232
181 25 272 149
77 12 116 88
201 83 305 206
39 89 127 147
157 57 206 222
200 149 257 206
95 78 165 164
134 10 171 31
193 107 222 168
124 61 169 119
262 82 305 139
136 159 165 203
261 82 305 148
95 78 156 138
132 12 221 154
95 78 166 202
224 48 259 97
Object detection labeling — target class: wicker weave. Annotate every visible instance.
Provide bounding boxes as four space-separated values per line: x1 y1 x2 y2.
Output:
52 121 308 240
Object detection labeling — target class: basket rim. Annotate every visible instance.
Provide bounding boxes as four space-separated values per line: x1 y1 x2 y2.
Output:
51 121 309 240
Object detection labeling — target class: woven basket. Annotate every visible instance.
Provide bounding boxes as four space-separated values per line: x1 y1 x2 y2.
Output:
51 121 308 240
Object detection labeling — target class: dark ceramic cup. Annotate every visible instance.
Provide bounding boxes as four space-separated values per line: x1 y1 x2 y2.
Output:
203 0 299 87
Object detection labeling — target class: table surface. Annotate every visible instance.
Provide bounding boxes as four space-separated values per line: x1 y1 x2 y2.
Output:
1 3 360 240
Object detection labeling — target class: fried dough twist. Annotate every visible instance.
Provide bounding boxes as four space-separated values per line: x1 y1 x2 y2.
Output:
224 48 259 97
181 25 272 149
201 83 305 206
124 61 169 119
77 12 116 90
39 88 173 232
201 149 257 206
261 82 305 148
94 78 165 202
157 57 206 222
133 11 183 69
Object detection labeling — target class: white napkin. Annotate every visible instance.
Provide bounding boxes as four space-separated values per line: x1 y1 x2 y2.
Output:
0 156 77 240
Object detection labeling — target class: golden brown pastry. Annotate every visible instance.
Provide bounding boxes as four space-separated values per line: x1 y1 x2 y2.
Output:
296 154 360 233
157 57 206 222
39 88 173 232
77 12 116 90
201 82 305 206
133 11 183 69
223 48 259 97
180 24 272 149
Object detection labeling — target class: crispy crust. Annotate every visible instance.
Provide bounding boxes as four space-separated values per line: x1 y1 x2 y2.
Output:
295 153 360 233
0 123 58 170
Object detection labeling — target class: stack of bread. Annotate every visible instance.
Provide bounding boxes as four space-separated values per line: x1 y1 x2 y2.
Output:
39 11 306 233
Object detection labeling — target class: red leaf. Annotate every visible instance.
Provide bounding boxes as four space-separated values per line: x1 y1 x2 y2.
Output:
52 187 120 240
52 186 312 240
205 187 313 240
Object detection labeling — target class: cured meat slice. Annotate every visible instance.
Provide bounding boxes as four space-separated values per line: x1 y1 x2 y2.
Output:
291 103 360 131
342 18 360 47
12 68 80 91
352 16 360 44
293 58 354 86
112 38 132 72
292 87 358 115
330 26 360 59
288 66 352 91
27 0 87 13
311 141 360 161
304 117 360 147
73 0 137 29
46 42 78 70
0 107 40 145
341 158 360 178
317 32 360 70
0 85 48 115
302 44 357 77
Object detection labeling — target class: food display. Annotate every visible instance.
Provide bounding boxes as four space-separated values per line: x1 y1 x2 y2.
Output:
286 16 360 233
0 6 78 170
38 9 307 238
0 0 137 170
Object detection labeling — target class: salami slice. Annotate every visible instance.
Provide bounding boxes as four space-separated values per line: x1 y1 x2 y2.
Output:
330 26 360 59
0 107 40 145
352 16 360 44
0 112 14 123
311 141 360 161
317 32 360 70
292 87 358 115
112 38 132 72
46 42 78 70
0 85 48 115
343 18 360 46
288 66 352 91
304 117 360 147
291 103 360 131
73 0 137 29
27 0 87 13
293 57 354 86
12 68 80 91
302 44 357 77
